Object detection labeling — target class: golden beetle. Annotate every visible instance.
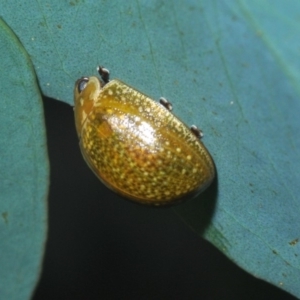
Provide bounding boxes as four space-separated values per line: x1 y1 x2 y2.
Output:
74 66 215 206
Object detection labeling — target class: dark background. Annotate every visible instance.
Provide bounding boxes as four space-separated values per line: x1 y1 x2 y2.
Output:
33 97 295 300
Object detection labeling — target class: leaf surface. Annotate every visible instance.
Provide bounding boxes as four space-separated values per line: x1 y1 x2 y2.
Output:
0 18 49 300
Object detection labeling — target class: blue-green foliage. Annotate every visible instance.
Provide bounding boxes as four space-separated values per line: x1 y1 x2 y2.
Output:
0 19 48 300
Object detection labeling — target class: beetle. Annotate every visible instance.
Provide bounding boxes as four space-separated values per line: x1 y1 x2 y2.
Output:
74 66 215 206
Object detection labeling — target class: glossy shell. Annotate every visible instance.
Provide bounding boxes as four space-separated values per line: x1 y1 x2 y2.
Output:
74 75 215 206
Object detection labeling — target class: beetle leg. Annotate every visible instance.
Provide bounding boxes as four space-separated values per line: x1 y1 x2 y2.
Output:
97 66 110 84
159 97 173 111
190 125 203 139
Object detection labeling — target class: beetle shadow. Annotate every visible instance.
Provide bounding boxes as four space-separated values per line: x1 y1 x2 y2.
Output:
173 168 219 236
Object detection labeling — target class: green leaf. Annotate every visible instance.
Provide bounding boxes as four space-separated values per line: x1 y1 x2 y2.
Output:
1 0 300 297
0 19 49 299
